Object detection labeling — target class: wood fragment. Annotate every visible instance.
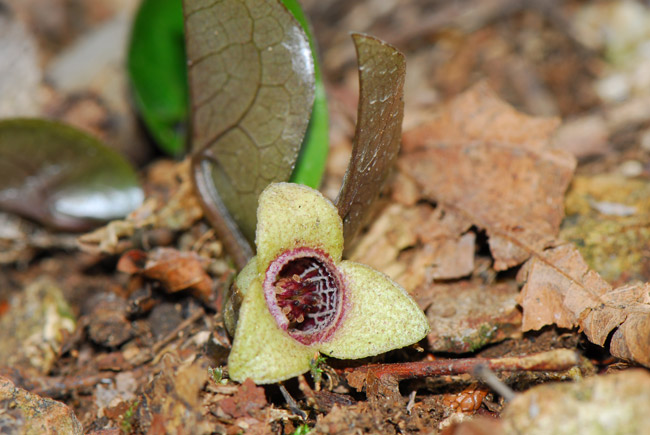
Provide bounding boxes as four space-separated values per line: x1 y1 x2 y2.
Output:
345 349 580 391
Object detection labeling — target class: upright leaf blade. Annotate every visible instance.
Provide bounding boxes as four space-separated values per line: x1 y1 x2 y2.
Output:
128 0 188 156
336 34 406 246
282 0 329 189
184 0 315 268
0 119 143 231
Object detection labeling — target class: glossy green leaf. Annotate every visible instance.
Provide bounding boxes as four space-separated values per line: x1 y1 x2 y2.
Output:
283 0 329 189
184 0 316 269
128 0 188 156
290 62 329 189
336 34 406 246
0 119 143 231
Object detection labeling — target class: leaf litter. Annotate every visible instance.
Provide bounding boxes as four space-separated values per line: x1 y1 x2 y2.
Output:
3 0 650 433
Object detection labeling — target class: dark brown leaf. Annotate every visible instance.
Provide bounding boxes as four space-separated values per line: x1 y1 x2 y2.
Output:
336 33 406 246
184 0 315 268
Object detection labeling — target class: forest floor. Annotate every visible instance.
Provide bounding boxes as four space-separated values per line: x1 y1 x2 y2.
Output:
1 0 650 433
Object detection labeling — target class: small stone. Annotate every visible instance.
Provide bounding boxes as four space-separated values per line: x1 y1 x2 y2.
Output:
619 160 643 177
86 292 133 347
0 376 83 434
0 278 76 374
640 128 650 151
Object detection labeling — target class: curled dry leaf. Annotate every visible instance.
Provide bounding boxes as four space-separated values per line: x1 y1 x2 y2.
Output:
184 0 315 269
518 243 650 367
400 82 576 270
117 247 214 305
336 33 406 246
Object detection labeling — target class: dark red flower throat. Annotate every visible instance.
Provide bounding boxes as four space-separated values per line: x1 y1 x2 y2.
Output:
264 248 344 344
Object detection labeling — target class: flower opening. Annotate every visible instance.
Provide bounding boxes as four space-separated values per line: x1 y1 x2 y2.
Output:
263 247 344 345
227 182 430 384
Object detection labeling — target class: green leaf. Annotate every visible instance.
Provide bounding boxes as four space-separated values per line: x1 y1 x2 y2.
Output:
184 0 316 268
282 0 329 189
290 70 329 189
0 119 143 232
336 34 406 246
128 0 188 156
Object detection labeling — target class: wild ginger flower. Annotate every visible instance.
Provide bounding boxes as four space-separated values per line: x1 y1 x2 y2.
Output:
228 182 430 384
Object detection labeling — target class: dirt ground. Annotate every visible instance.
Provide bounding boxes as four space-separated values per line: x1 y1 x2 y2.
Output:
1 0 650 433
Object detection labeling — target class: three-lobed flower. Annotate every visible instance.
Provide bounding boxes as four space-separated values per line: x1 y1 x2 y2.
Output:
228 182 430 384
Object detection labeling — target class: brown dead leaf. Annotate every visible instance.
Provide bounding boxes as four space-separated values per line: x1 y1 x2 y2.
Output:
118 247 213 305
518 243 650 367
136 355 212 434
424 279 522 353
78 159 203 255
400 82 576 270
142 248 212 294
218 378 267 419
346 367 401 404
351 203 474 290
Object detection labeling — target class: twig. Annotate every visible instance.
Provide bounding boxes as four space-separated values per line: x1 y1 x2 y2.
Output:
345 349 579 386
279 384 307 420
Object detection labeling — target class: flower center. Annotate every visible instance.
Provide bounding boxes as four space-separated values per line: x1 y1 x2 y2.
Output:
264 248 343 344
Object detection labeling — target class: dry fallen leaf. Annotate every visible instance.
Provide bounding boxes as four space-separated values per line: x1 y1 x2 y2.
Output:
117 247 214 305
218 378 267 419
137 355 212 434
518 243 650 367
351 203 474 290
400 82 576 271
423 279 522 353
78 159 203 255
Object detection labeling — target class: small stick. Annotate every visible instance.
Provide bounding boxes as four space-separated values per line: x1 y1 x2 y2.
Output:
406 390 417 414
345 349 579 384
279 384 307 420
473 364 516 402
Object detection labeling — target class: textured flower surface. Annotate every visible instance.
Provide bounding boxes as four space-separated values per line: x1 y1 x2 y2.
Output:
228 183 430 384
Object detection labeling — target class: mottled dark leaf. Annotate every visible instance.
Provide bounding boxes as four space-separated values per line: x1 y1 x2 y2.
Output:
336 34 406 246
0 119 143 231
184 0 315 269
128 0 188 156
